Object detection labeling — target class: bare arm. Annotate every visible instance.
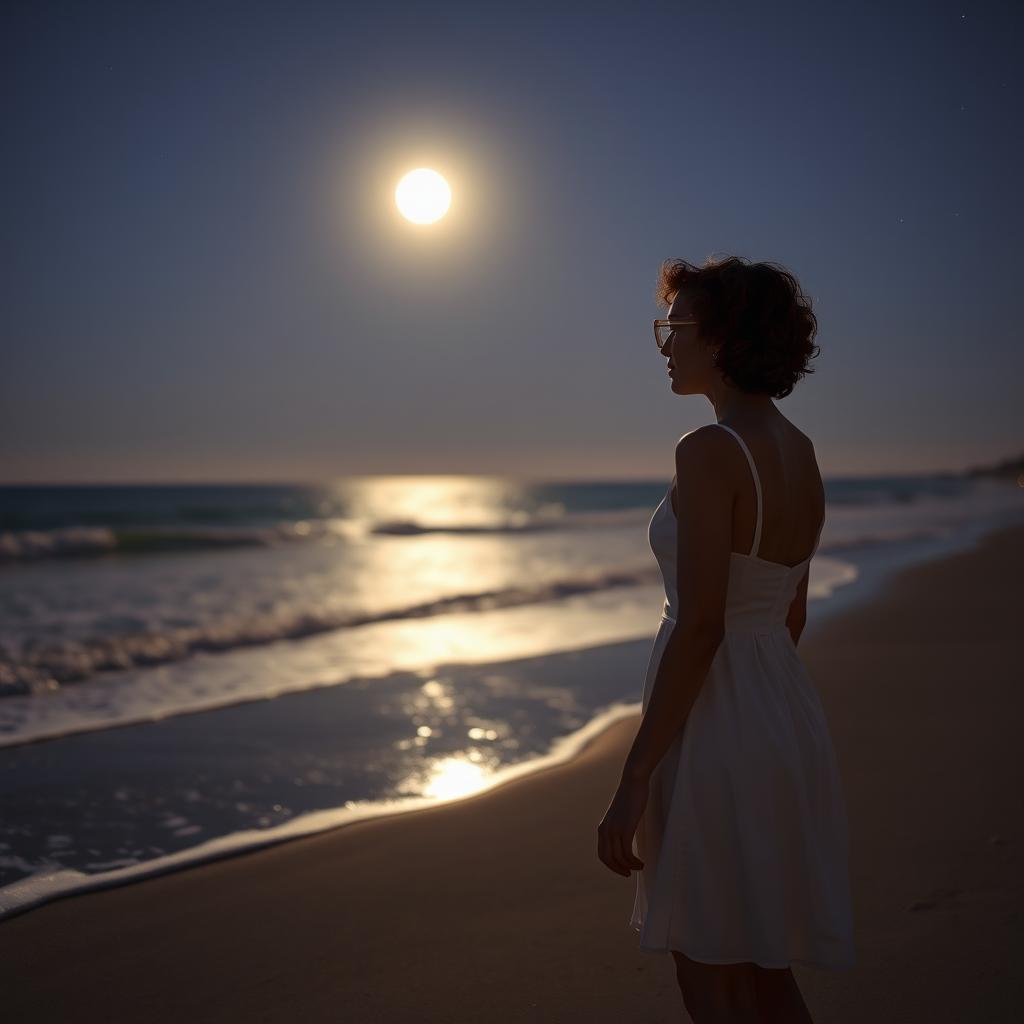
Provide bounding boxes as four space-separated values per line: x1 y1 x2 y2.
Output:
598 428 751 877
621 427 731 784
597 428 733 877
621 623 723 783
786 565 810 647
787 443 824 649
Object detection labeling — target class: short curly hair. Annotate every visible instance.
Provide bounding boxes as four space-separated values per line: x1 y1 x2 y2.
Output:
656 254 819 399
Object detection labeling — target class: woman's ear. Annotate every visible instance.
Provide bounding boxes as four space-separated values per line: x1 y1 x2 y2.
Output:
699 335 721 364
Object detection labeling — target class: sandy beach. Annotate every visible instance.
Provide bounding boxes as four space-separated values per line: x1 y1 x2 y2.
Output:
3 522 1022 1023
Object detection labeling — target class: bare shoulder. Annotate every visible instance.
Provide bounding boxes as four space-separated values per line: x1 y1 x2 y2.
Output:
778 417 821 470
796 426 818 460
672 425 737 490
784 421 826 507
776 413 814 449
674 423 735 461
792 422 822 471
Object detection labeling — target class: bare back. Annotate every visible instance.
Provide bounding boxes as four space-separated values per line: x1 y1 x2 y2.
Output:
671 415 825 569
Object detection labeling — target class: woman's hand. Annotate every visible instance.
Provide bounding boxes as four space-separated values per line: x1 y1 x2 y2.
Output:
597 776 648 877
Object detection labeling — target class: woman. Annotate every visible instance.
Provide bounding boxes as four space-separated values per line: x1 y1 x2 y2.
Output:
597 255 855 1022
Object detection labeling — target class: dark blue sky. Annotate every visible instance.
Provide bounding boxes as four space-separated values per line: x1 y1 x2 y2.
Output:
2 1 1021 482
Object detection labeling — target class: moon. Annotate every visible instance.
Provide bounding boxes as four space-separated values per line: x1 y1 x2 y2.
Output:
395 168 451 224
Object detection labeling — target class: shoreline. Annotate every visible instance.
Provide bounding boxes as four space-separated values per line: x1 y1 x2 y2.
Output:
0 514 1004 921
5 494 1019 753
2 522 1023 1021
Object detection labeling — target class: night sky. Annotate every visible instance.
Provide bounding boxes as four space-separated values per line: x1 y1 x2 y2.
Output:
2 1 1021 482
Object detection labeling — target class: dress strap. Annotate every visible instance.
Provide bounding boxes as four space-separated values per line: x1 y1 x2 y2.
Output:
712 423 763 559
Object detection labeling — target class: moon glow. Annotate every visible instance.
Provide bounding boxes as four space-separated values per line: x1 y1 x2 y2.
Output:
395 168 452 224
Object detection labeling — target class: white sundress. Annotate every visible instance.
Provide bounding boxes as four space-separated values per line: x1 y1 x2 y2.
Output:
629 422 856 970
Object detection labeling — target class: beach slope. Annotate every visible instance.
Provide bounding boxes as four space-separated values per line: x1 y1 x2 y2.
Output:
2 525 1022 1023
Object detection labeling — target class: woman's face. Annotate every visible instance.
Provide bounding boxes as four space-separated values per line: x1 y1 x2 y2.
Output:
661 290 718 394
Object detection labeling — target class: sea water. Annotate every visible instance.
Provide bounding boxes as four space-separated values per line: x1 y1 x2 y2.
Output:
1 471 1020 917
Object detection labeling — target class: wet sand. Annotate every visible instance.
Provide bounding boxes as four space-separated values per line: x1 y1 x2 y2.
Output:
2 523 1022 1022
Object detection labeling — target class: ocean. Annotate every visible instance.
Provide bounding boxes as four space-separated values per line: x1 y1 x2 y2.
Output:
1 471 1021 918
